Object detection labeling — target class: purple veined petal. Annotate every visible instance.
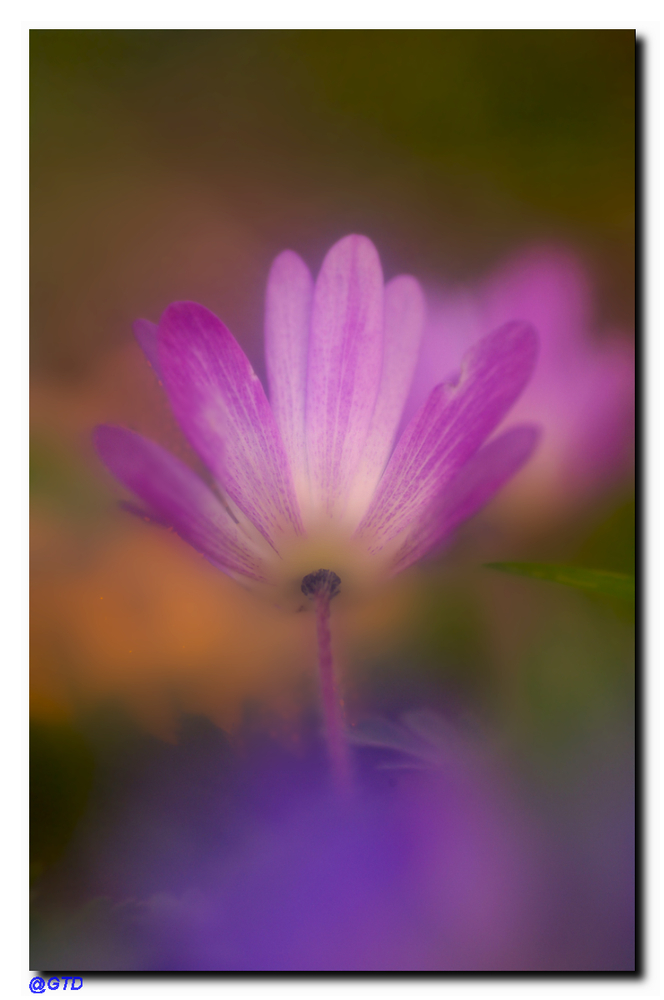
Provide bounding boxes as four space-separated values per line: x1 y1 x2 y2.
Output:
345 274 426 525
134 318 161 376
401 248 590 437
390 425 541 574
306 234 385 518
157 301 304 549
400 289 483 432
356 321 539 552
94 424 268 583
264 250 314 509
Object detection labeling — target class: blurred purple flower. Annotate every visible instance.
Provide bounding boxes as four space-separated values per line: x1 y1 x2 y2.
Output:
30 710 634 972
139 774 539 971
127 716 543 971
404 246 634 519
95 235 539 605
348 707 492 773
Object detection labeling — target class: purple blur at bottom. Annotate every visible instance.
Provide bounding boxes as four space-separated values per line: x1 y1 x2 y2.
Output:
30 711 634 973
142 774 536 971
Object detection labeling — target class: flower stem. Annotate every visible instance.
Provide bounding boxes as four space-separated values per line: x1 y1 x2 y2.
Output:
301 569 352 793
314 591 352 793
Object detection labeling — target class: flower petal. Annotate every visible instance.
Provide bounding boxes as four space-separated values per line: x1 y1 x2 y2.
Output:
157 301 303 549
401 290 482 431
483 247 590 358
356 322 538 551
133 318 161 376
264 250 313 507
390 425 541 573
306 234 384 518
94 424 268 582
402 248 591 433
345 274 425 524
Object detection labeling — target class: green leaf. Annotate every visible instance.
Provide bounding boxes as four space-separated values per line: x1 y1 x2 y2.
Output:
484 562 635 603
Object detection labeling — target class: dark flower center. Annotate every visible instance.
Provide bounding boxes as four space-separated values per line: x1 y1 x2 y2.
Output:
301 569 342 600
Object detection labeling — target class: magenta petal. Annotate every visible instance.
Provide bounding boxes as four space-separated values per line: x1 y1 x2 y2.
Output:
94 425 267 582
356 321 539 550
483 247 590 357
391 425 541 573
133 318 161 375
157 302 303 548
306 234 384 517
264 250 313 502
347 274 426 520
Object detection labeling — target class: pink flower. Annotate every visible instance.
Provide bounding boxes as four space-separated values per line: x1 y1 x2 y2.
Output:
404 246 634 519
94 235 539 606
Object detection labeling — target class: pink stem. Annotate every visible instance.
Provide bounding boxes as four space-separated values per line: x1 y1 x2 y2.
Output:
314 591 352 793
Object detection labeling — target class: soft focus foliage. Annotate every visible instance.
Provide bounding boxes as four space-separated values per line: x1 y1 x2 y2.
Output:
487 563 635 603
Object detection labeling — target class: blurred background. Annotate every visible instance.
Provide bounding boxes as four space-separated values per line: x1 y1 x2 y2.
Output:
30 30 635 971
